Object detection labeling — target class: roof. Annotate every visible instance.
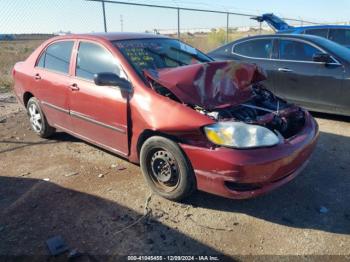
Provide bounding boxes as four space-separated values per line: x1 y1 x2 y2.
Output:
235 33 331 43
53 32 169 41
282 25 350 32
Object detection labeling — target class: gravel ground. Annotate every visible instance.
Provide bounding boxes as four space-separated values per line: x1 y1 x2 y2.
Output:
0 92 349 260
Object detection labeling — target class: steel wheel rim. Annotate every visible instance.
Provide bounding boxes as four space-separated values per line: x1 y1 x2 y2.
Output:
147 148 180 193
28 103 42 133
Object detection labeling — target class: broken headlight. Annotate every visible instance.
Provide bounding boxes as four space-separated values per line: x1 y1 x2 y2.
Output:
204 121 280 149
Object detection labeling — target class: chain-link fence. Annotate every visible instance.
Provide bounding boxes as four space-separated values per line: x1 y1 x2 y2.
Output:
0 0 326 40
0 0 332 92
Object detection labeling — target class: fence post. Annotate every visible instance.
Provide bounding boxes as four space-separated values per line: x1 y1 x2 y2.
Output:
102 0 107 32
226 13 229 43
177 8 180 39
259 22 262 34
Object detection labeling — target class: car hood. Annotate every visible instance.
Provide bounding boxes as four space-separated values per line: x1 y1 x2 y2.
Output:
144 61 266 110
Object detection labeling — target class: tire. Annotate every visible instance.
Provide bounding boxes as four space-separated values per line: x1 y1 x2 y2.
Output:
27 97 55 138
140 136 196 201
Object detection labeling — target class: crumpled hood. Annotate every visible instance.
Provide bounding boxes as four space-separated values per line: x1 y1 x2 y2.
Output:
144 61 266 110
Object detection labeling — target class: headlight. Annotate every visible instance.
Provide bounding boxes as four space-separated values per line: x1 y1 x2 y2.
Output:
204 121 280 149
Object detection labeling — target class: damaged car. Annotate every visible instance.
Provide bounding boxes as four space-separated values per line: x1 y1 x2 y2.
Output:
12 33 319 200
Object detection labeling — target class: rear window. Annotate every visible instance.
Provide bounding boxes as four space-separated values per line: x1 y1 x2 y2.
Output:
329 29 350 46
37 41 74 74
233 39 273 59
304 29 328 38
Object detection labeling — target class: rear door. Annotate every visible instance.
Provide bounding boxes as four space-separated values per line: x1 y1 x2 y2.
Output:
232 37 278 91
69 40 129 156
34 40 74 128
273 38 344 112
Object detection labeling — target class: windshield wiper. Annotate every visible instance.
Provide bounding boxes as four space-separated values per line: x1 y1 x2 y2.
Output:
145 47 188 66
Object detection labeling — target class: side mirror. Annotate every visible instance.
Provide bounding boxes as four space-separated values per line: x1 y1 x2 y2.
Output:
94 72 131 91
312 53 333 64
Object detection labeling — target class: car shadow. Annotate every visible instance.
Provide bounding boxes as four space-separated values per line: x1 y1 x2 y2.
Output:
310 111 350 122
4 128 348 237
184 131 350 235
0 176 229 259
50 132 81 143
51 131 132 162
46 130 350 235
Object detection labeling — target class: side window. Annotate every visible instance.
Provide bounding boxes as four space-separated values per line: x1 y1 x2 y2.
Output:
304 29 328 38
233 39 273 59
76 42 124 81
329 29 350 46
37 41 74 74
279 40 320 61
37 52 46 68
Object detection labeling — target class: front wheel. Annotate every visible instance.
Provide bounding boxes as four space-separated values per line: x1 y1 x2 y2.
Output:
27 97 55 138
140 136 196 201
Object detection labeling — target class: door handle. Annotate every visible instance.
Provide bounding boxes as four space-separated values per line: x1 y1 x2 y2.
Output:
278 68 293 73
34 73 41 80
69 83 80 91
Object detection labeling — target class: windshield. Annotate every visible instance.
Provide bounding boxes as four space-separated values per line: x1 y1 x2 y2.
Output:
113 38 213 77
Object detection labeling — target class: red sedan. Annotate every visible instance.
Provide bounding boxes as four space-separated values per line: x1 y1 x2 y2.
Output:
12 33 319 200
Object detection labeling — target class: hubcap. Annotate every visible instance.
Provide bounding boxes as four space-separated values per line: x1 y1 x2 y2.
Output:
149 150 179 192
28 103 42 132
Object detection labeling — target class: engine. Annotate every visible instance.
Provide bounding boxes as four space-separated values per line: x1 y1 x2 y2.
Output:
195 85 305 139
150 78 305 140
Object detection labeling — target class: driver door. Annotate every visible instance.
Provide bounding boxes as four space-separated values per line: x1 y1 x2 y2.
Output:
69 41 129 156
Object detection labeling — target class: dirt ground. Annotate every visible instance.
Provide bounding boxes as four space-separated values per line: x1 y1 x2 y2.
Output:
1 92 350 260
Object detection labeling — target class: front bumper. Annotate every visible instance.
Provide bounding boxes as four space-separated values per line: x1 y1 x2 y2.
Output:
180 111 319 199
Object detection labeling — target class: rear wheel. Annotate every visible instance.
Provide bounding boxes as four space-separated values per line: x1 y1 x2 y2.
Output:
27 97 55 138
140 136 196 201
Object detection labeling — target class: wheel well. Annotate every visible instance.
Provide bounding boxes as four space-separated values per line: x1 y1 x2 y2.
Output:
136 130 179 157
23 92 34 107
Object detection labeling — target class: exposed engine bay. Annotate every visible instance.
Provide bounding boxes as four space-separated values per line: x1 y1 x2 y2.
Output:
193 84 305 139
151 81 305 139
145 61 306 140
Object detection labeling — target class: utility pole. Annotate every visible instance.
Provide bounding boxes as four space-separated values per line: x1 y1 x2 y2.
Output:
259 22 262 35
120 15 124 32
101 0 107 32
177 8 180 39
226 13 229 43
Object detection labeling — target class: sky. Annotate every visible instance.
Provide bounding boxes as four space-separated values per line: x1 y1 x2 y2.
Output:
1 0 350 34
